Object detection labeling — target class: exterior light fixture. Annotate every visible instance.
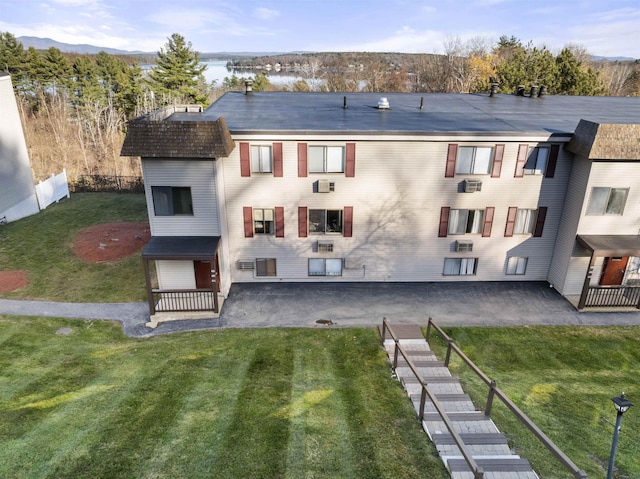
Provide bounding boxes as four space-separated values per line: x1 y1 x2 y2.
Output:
607 392 633 479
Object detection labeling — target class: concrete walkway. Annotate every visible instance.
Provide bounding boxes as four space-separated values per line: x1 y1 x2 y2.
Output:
1 281 639 337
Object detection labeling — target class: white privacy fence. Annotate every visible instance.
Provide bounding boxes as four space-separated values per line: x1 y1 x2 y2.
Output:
35 169 70 210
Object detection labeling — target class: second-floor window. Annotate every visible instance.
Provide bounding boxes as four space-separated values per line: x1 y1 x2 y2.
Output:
309 209 343 234
448 209 484 235
251 145 272 173
253 208 274 234
514 209 536 234
525 147 549 175
586 187 629 216
308 146 344 173
151 186 193 216
456 146 493 175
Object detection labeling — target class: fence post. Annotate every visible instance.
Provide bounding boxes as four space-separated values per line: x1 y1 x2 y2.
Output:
485 379 497 417
426 317 432 341
419 385 427 421
444 338 454 367
393 342 399 369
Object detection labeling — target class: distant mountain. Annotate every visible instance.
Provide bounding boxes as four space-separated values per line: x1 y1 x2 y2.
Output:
591 55 636 62
18 36 147 55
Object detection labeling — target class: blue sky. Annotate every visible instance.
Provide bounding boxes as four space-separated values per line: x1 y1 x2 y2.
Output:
1 0 639 58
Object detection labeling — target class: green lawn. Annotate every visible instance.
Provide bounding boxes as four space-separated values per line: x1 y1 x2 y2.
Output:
429 326 640 479
0 318 448 479
0 193 149 302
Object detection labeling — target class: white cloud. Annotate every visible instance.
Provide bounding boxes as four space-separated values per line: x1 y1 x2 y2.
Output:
254 7 280 20
326 26 447 53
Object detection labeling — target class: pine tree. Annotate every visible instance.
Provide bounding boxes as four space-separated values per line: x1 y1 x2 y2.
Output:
147 33 209 105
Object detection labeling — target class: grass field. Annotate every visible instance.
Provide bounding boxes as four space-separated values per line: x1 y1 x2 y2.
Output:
0 193 149 302
0 317 447 479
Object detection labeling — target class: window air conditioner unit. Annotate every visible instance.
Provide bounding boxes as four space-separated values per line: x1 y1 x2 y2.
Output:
237 260 255 270
455 240 473 252
463 179 482 193
317 179 335 193
317 240 334 253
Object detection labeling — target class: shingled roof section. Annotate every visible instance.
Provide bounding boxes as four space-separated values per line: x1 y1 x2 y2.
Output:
121 116 235 159
567 120 640 160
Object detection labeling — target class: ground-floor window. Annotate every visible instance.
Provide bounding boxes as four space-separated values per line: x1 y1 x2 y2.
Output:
443 257 477 275
308 258 343 276
506 256 528 275
256 258 277 276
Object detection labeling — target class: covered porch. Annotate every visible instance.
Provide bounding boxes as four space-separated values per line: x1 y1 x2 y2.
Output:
575 235 640 310
142 236 222 317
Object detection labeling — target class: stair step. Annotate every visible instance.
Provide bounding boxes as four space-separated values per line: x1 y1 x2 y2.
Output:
395 359 446 368
448 457 533 472
411 393 472 402
423 412 491 422
432 432 509 445
402 376 459 384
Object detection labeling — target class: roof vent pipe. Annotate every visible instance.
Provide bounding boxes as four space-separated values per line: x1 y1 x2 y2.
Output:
490 83 499 97
245 80 253 95
377 97 390 109
343 96 347 109
516 85 525 96
538 85 547 97
529 85 539 98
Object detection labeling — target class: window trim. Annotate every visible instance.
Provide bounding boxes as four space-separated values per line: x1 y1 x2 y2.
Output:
506 257 528 275
586 187 629 216
448 209 485 235
514 208 536 235
256 258 277 277
443 257 477 276
309 208 343 235
250 145 273 174
308 258 343 276
253 208 275 235
308 145 346 174
455 146 494 175
151 186 193 216
524 146 550 175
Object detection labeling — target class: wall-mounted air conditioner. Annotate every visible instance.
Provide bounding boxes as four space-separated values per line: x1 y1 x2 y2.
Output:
463 179 482 193
317 240 334 253
237 260 255 270
455 240 473 252
317 179 335 193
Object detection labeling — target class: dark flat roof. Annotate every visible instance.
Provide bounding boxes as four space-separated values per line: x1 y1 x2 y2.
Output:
143 236 220 260
170 92 640 137
577 235 640 257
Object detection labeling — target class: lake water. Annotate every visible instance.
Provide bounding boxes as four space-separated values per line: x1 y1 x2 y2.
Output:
202 60 303 87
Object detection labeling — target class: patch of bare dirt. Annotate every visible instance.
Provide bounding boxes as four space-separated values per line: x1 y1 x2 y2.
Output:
72 222 151 263
0 270 29 292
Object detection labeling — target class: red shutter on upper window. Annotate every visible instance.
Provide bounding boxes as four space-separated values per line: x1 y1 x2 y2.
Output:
439 207 450 237
482 207 494 237
275 206 284 237
533 207 547 237
243 207 253 237
345 143 356 177
445 144 458 177
515 144 528 178
240 142 250 177
298 143 307 177
343 206 353 237
545 144 559 178
273 143 283 177
491 144 504 178
505 207 517 237
298 206 307 237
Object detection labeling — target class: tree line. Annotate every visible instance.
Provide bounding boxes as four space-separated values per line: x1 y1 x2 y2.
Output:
1 32 639 180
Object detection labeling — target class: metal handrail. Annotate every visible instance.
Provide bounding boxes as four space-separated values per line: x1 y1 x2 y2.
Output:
381 319 484 479
425 317 588 479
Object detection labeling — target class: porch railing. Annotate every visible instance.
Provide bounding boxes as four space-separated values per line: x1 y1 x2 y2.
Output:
583 285 640 308
151 289 218 314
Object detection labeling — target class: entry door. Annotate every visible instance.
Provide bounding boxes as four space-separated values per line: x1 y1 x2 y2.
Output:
194 261 214 289
599 256 629 286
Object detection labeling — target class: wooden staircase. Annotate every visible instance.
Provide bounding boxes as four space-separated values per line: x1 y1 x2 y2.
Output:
381 323 539 479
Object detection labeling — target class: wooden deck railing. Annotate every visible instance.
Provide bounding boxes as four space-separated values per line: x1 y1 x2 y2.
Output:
425 318 588 479
381 319 485 479
582 285 640 308
151 289 218 314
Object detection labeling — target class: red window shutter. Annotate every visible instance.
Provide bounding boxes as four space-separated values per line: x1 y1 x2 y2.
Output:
273 143 283 177
298 206 307 237
533 207 547 237
240 142 250 177
343 206 353 237
439 207 450 237
545 144 559 178
445 144 458 177
243 207 253 238
345 143 356 177
275 206 284 237
515 144 528 178
482 207 494 237
491 144 504 178
298 143 307 177
505 206 517 237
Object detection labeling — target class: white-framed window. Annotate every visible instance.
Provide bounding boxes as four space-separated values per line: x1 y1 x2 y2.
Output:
443 258 477 275
253 208 274 234
514 209 536 234
256 258 277 276
448 209 484 235
309 146 345 173
251 145 273 173
151 186 193 216
309 209 343 234
586 187 629 215
456 146 493 175
525 147 549 175
506 257 528 275
308 258 343 276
